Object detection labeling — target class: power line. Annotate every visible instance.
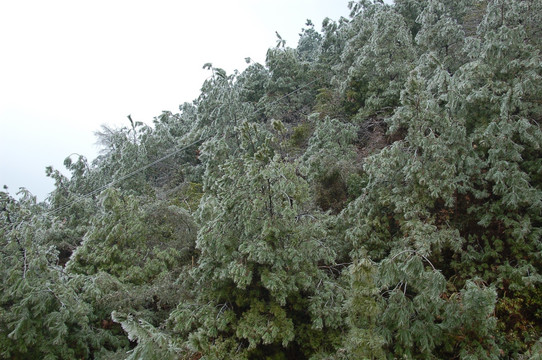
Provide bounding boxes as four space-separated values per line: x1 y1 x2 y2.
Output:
4 75 320 227
43 137 208 218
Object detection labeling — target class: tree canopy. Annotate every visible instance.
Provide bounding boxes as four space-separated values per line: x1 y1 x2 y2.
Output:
2 1 542 359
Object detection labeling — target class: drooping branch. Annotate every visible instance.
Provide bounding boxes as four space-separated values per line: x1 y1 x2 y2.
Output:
1 205 28 279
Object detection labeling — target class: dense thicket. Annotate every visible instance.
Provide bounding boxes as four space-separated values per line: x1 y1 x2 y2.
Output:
2 0 542 359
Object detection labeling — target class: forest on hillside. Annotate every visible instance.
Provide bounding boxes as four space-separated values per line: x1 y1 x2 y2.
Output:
2 0 542 359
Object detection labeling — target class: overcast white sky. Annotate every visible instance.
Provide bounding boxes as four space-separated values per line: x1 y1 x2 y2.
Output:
0 0 353 201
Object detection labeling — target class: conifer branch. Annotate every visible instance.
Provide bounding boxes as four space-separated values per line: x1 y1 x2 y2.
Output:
390 249 437 271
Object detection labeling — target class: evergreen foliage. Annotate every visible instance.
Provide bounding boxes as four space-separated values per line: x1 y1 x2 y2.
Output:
2 0 542 358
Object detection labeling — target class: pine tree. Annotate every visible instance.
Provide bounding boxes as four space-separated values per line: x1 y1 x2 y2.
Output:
339 0 542 356
338 1 417 117
302 116 358 213
0 190 110 359
169 123 342 359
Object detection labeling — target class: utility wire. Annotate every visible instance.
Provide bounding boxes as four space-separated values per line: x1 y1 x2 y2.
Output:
4 76 320 227
43 137 207 218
